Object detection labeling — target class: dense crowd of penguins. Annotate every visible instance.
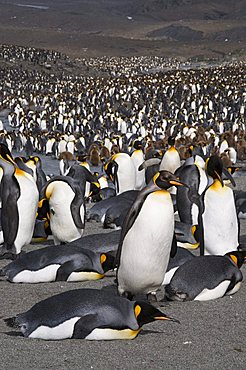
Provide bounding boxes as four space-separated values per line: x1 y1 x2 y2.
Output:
0 45 246 340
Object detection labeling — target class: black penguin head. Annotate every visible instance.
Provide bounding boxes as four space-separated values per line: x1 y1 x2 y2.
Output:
134 301 180 327
168 136 176 147
88 181 101 199
226 251 246 268
206 155 236 187
153 171 188 190
100 251 116 272
37 198 50 221
104 158 118 184
133 140 143 150
206 155 223 185
0 143 15 164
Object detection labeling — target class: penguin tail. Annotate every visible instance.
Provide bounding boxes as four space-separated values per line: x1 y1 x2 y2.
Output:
0 268 5 276
4 316 18 328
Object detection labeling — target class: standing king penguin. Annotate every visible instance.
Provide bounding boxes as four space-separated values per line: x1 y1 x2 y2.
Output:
42 176 85 245
116 170 188 301
202 155 238 255
0 144 39 258
105 153 136 194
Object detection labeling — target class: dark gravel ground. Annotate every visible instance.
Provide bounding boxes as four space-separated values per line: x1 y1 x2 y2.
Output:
0 156 246 370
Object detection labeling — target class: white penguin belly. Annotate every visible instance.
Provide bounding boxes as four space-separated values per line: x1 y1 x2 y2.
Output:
203 187 238 255
67 271 104 282
226 281 242 295
194 280 230 301
85 328 140 341
12 264 60 283
132 151 145 190
49 183 84 243
160 150 180 174
115 154 136 194
118 191 174 295
162 267 179 286
15 175 39 254
28 317 81 340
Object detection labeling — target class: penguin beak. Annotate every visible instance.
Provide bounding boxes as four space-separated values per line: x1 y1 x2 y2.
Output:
154 315 180 324
222 167 236 187
169 179 188 188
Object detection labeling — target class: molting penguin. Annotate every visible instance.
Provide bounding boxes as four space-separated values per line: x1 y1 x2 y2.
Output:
0 145 39 258
4 288 178 340
0 246 115 283
42 176 85 245
59 151 75 176
116 171 188 301
201 155 238 255
165 251 246 301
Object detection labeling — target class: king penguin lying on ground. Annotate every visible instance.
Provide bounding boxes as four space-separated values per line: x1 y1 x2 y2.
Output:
4 288 179 340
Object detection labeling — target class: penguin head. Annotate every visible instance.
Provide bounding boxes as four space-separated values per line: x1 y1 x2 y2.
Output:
226 251 246 268
153 171 188 190
37 198 50 221
104 158 118 183
206 155 223 185
0 143 15 164
206 155 236 187
133 140 143 151
134 301 180 327
100 251 116 272
168 136 176 147
88 181 101 199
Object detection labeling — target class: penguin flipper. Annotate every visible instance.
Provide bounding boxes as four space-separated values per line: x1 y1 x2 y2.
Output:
170 234 177 258
72 314 99 339
56 259 86 281
2 193 19 248
71 193 85 229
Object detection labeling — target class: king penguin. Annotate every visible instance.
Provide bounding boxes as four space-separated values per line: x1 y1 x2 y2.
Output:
42 176 85 245
201 155 238 255
165 251 246 301
0 246 115 283
131 140 146 190
116 170 188 301
0 144 39 258
159 136 181 174
4 288 178 340
105 152 136 194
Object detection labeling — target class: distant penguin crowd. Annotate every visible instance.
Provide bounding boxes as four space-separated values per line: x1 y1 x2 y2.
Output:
0 44 246 341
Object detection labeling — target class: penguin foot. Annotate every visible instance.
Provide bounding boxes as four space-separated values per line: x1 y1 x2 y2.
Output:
0 245 16 260
121 291 134 301
147 292 158 304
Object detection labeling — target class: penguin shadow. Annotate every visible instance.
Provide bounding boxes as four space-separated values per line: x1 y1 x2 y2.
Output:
100 285 172 309
4 331 22 337
139 329 163 336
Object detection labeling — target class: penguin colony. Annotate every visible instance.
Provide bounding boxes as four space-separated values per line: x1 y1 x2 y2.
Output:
0 45 246 341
